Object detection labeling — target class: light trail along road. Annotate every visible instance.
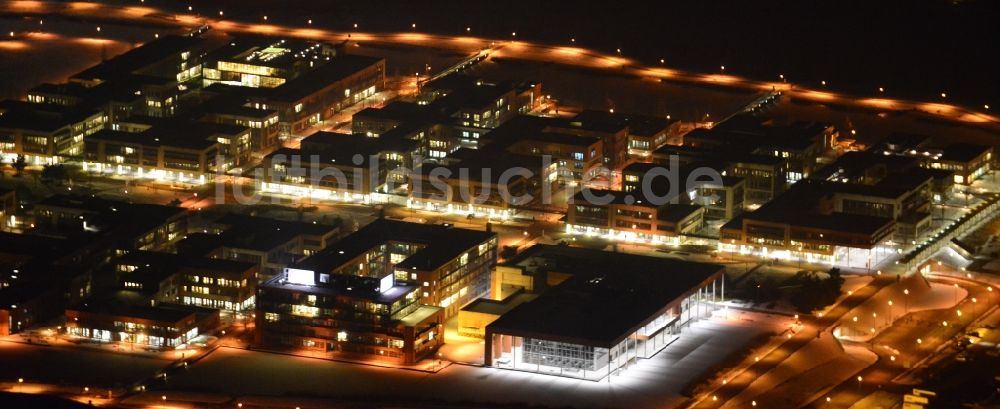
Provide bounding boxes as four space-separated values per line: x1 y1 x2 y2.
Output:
0 0 996 129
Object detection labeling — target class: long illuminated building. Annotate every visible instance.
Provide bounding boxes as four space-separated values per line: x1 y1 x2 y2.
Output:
485 245 724 380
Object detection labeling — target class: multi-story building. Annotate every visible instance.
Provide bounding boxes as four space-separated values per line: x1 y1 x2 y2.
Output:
70 35 206 89
256 267 442 364
0 232 98 336
720 180 898 268
199 94 281 154
176 214 339 278
255 219 497 363
0 100 106 164
243 54 386 136
926 143 992 186
83 120 252 183
408 158 538 220
202 37 337 89
114 251 259 312
33 194 188 252
258 131 420 203
287 218 498 318
566 189 705 245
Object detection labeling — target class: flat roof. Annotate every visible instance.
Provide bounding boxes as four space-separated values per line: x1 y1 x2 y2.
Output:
462 292 537 316
199 214 337 252
88 119 247 151
293 218 495 274
69 302 194 324
353 101 440 124
205 36 329 70
117 250 255 273
937 143 991 163
746 180 895 236
265 54 383 103
398 305 443 327
261 275 417 304
569 109 673 137
0 100 101 133
487 245 723 347
72 35 203 81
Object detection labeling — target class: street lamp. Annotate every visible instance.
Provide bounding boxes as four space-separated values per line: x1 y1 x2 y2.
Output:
904 288 909 315
940 92 947 99
878 87 885 93
720 65 726 72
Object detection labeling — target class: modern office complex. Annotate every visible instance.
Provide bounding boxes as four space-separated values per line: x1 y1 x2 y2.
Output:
115 251 259 312
254 219 497 363
484 245 725 380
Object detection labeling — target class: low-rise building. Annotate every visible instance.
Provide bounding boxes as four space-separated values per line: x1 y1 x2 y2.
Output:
65 298 219 348
484 245 724 380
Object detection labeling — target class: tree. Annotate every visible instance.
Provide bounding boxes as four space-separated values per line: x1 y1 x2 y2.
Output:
40 164 71 185
790 270 845 313
12 154 27 177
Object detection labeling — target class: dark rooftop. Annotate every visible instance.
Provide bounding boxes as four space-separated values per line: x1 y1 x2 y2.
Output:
569 109 673 137
293 218 495 274
72 35 204 81
0 100 101 133
936 143 991 163
487 245 723 347
265 54 383 103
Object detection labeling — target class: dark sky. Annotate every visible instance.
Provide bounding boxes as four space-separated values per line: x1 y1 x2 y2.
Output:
200 0 997 107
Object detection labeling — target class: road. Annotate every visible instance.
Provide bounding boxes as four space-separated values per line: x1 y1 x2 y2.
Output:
809 273 997 408
0 0 996 129
687 275 895 409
